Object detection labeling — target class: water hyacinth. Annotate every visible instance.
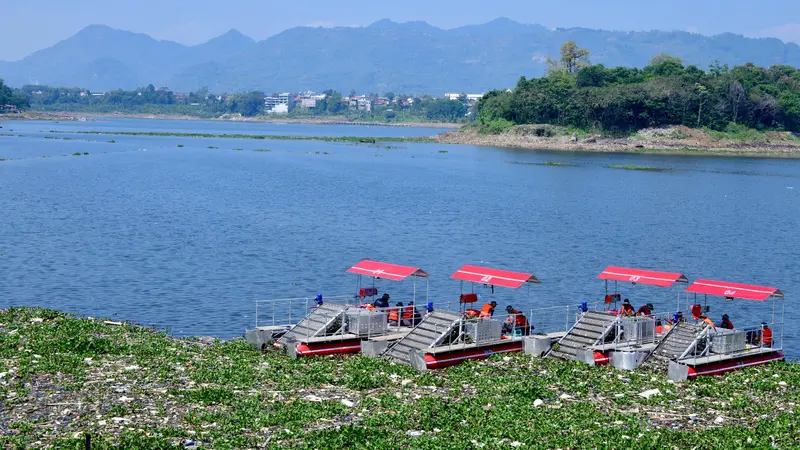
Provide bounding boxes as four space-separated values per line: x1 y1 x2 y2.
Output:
0 307 797 449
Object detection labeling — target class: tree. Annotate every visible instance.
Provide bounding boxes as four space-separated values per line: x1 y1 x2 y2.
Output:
231 91 264 117
649 54 683 66
385 92 395 102
547 41 590 74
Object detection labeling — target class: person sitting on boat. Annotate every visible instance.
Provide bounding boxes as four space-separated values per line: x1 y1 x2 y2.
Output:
761 322 773 347
374 293 390 310
690 304 703 321
699 314 715 329
479 301 498 319
504 305 531 336
636 303 654 316
360 302 376 311
720 314 734 330
388 302 402 326
619 299 635 316
402 301 423 326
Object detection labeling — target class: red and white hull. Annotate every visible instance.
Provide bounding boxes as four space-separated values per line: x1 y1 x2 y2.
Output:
414 341 523 370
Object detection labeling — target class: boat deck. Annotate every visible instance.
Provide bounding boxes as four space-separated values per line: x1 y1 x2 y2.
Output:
677 346 781 366
366 327 414 342
592 342 658 352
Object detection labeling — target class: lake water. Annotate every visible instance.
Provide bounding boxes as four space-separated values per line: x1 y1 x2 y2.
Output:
1 117 798 357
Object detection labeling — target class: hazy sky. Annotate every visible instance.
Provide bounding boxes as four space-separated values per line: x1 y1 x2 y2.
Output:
2 0 800 61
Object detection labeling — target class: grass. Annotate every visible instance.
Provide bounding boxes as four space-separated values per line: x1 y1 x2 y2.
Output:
72 152 81 156
609 164 668 172
1 307 798 449
55 130 435 144
508 160 578 167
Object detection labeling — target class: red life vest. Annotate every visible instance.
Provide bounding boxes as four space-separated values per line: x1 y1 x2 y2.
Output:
508 309 528 328
636 306 651 316
691 304 703 320
762 327 773 345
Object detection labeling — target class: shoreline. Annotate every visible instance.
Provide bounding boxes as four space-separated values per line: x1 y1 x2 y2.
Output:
435 127 800 158
3 111 461 129
1 307 798 448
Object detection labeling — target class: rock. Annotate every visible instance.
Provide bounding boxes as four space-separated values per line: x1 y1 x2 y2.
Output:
341 399 355 408
511 441 524 447
779 381 787 387
714 416 725 424
533 399 544 407
638 389 661 399
407 430 424 437
118 396 134 403
401 379 412 386
306 395 323 402
559 393 573 400
30 318 44 323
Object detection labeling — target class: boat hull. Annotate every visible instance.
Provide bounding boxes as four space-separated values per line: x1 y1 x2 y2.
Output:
285 339 363 358
669 350 785 381
415 341 523 370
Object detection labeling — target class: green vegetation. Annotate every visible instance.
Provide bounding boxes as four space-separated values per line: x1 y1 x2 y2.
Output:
0 78 28 110
1 307 799 449
478 42 800 135
207 146 218 149
609 164 668 171
176 144 184 148
232 147 243 151
54 130 435 143
71 152 81 156
107 140 116 143
253 149 271 152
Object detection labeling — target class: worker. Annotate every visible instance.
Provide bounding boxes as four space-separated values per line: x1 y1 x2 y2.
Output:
479 301 498 319
504 305 531 336
636 303 654 316
374 293 390 309
761 323 773 347
690 304 703 321
388 302 402 326
360 302 376 311
720 314 734 330
699 314 715 329
619 299 635 316
402 301 422 326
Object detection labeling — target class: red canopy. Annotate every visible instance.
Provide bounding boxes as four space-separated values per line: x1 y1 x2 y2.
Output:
598 266 688 287
686 279 784 301
347 260 428 282
451 265 540 289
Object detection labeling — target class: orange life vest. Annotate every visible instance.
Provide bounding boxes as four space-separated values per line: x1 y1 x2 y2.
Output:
762 327 773 345
387 308 399 322
701 317 715 328
402 306 414 320
361 303 376 311
480 303 495 319
508 309 528 328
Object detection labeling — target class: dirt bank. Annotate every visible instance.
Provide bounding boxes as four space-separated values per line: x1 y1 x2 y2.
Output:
435 125 800 157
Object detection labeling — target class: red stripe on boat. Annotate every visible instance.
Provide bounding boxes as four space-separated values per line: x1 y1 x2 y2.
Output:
294 340 363 357
423 341 523 369
687 352 785 378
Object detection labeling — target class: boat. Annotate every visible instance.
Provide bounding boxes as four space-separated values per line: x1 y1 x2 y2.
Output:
663 279 785 381
546 266 688 369
383 265 539 370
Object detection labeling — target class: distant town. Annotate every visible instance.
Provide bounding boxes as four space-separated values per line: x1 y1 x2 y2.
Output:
4 82 487 123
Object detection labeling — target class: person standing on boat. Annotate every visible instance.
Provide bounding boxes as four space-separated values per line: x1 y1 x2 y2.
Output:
374 293 390 309
720 314 734 330
619 299 635 316
636 303 654 316
479 301 498 319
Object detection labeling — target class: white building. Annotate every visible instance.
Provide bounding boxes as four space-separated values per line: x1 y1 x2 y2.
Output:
264 93 295 114
444 93 485 105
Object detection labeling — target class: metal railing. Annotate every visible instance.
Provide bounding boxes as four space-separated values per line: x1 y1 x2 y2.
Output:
253 295 355 329
678 323 777 363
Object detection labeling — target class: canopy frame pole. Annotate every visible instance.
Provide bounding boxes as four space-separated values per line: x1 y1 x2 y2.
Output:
413 276 417 304
426 277 430 304
780 296 785 349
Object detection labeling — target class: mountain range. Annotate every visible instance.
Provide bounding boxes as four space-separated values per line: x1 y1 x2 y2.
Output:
1 19 799 94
